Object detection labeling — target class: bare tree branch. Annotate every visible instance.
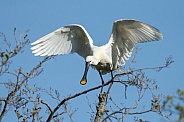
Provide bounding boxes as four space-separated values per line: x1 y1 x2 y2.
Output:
46 79 114 122
40 100 53 113
0 56 51 121
94 93 108 122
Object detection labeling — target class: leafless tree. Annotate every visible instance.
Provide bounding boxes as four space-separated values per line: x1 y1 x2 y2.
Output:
0 29 174 122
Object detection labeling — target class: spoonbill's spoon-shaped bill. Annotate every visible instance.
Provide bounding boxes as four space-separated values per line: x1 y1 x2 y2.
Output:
31 19 163 85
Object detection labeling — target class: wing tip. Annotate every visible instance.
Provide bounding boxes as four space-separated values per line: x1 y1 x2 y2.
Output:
154 29 163 41
31 41 36 45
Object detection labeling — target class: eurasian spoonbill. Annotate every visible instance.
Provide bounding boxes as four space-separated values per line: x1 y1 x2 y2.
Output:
31 19 163 85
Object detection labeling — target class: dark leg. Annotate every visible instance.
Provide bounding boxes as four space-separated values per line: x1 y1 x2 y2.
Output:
107 70 114 94
110 70 113 80
104 70 114 103
98 71 104 93
98 71 104 85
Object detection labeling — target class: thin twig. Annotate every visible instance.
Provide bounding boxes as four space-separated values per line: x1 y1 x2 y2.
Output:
102 109 153 122
40 100 53 112
0 57 51 121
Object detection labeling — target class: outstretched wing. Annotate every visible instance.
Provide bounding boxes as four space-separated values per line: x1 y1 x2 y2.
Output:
31 24 94 58
107 19 163 67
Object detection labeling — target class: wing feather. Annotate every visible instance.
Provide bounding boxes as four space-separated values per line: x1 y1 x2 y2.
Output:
108 19 163 67
31 24 93 58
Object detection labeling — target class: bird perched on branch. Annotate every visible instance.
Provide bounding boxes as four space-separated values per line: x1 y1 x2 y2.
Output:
31 19 163 85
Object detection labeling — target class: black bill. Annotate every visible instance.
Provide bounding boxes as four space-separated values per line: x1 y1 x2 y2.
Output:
80 61 90 85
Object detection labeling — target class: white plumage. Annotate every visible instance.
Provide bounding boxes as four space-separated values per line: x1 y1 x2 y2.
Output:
31 19 163 85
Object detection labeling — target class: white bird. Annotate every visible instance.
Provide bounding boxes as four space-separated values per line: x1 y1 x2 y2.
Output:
31 19 163 85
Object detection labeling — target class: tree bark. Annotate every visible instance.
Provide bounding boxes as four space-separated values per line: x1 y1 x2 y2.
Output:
94 93 108 122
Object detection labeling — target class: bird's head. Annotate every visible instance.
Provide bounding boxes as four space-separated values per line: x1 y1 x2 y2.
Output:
86 56 99 65
80 56 99 85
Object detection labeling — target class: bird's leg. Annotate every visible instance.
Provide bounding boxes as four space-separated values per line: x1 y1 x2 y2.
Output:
110 70 113 80
98 71 104 93
99 71 104 84
107 70 114 94
104 70 114 102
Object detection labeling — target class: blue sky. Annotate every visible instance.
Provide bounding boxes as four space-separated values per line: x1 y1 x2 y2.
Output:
0 0 184 121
